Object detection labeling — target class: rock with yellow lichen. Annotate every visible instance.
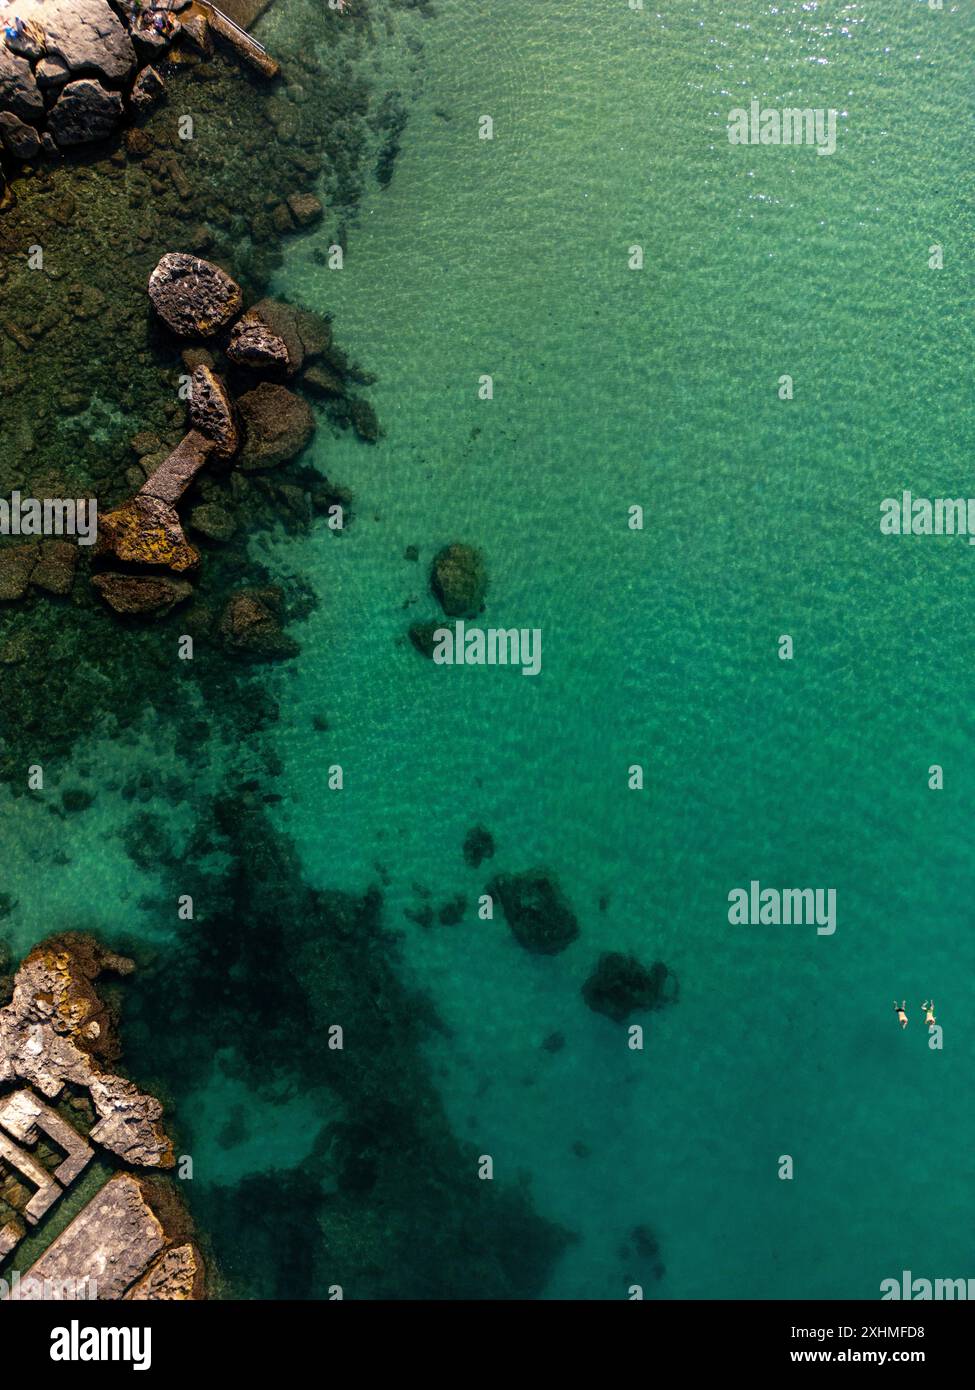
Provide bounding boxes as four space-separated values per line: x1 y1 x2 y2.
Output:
0 934 174 1168
96 494 200 573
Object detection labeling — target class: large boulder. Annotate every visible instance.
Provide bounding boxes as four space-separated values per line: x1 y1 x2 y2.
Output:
242 300 304 374
581 953 679 1023
97 495 199 573
0 44 44 122
237 382 314 470
14 1 136 83
487 870 580 955
218 587 299 661
188 369 239 460
93 573 192 616
148 253 243 339
431 543 487 618
48 79 124 147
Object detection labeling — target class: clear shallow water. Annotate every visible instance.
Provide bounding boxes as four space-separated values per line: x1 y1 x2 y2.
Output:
3 0 972 1300
257 0 975 1297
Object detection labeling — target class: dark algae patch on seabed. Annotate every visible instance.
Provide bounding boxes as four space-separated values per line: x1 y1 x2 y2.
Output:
121 793 571 1299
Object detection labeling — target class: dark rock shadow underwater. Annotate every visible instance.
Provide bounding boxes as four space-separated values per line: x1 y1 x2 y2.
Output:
119 792 573 1299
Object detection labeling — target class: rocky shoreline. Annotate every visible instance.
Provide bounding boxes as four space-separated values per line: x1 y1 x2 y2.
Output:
0 2 259 186
88 248 379 625
0 933 203 1298
0 0 387 780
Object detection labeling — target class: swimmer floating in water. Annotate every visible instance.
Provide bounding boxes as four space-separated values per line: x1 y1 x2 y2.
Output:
922 1000 936 1027
894 1000 908 1029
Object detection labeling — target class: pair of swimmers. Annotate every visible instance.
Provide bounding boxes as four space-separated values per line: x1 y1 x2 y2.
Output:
894 1000 936 1029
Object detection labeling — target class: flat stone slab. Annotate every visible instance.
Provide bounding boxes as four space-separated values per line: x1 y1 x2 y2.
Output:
139 429 214 505
13 1173 165 1300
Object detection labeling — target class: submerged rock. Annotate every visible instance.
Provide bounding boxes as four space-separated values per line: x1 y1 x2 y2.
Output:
48 79 124 147
287 191 323 226
408 619 443 659
188 366 239 459
431 543 488 618
237 382 314 469
93 572 193 616
462 825 495 869
148 253 243 339
218 587 299 661
350 397 380 443
582 953 679 1022
190 503 236 543
302 362 345 399
488 870 580 955
32 540 79 596
0 544 38 601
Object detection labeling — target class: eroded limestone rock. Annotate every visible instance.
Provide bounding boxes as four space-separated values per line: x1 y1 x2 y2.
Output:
125 1242 205 1301
0 936 174 1168
226 312 291 373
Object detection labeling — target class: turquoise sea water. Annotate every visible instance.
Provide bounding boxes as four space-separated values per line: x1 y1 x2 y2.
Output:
3 0 973 1300
258 0 975 1297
